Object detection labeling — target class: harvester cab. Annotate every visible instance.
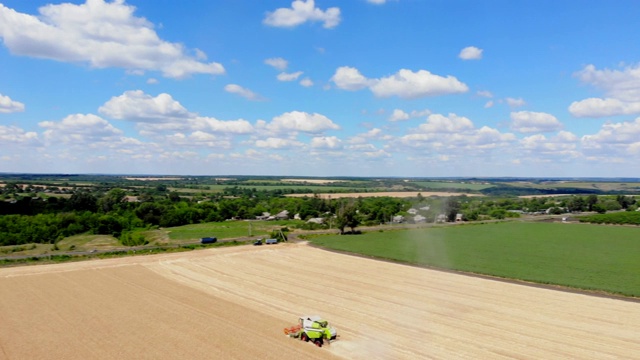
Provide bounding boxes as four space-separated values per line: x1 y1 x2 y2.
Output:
283 315 337 347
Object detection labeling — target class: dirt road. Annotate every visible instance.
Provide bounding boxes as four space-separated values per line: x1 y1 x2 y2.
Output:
1 243 638 359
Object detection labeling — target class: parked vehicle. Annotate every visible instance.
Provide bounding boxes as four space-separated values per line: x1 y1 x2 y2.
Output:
200 237 217 244
265 238 278 245
253 239 263 246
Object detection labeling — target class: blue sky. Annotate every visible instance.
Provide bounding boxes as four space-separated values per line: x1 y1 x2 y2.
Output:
1 0 640 177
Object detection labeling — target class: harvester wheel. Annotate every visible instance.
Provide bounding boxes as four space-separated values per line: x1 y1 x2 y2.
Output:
301 333 309 342
314 339 322 347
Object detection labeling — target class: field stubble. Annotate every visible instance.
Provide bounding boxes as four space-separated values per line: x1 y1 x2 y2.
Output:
0 243 638 359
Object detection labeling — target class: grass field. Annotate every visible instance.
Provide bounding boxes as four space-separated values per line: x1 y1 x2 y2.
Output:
162 220 299 241
308 222 640 297
410 181 493 191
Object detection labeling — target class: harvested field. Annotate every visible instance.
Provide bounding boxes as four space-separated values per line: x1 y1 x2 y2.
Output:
1 244 638 359
287 191 483 199
281 179 346 184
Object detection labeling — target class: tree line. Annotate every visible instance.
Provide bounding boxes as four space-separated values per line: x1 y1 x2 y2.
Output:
0 187 636 247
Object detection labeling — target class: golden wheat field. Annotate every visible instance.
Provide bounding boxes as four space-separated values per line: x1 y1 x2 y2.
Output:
0 243 638 359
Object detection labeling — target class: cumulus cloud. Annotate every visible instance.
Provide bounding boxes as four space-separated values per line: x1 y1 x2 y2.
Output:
477 90 493 98
266 111 340 134
264 57 288 70
331 67 468 99
277 71 303 82
263 0 341 29
458 46 483 60
367 0 387 4
0 93 25 113
581 118 640 154
510 111 563 133
505 97 526 107
0 1 224 79
484 100 494 108
389 108 431 121
0 125 39 145
224 84 265 101
389 109 410 122
255 137 304 149
299 77 314 87
99 90 191 121
569 97 640 118
371 69 468 98
189 117 254 134
400 113 516 151
39 113 123 144
311 136 342 149
570 64 640 117
330 66 373 91
520 131 579 157
98 90 255 140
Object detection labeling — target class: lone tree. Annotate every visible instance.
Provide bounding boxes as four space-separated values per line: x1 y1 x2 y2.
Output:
336 199 360 234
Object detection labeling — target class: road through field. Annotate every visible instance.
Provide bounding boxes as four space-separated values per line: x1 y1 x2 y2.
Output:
1 243 638 359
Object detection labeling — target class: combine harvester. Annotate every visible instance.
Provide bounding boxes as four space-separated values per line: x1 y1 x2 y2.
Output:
284 315 337 347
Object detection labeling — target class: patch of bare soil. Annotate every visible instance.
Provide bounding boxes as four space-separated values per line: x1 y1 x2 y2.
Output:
0 244 638 359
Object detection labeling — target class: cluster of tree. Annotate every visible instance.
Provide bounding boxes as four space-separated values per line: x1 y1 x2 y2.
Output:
1 185 637 247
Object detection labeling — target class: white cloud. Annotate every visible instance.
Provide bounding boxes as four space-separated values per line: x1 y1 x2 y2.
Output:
458 46 483 60
575 64 640 102
581 118 640 154
417 113 474 133
311 136 342 149
266 111 340 134
255 137 303 149
146 78 158 85
477 90 493 98
0 93 25 113
367 0 387 4
299 77 314 87
332 67 468 99
371 69 468 98
99 90 191 121
277 71 303 82
389 108 430 121
400 113 516 152
98 90 254 140
510 111 563 133
39 113 123 144
389 109 409 122
484 100 494 108
190 117 254 134
505 97 526 107
0 125 39 145
264 57 288 71
569 97 640 118
224 84 264 101
570 64 640 118
263 0 341 29
520 131 579 157
0 1 224 79
330 66 373 91
165 131 231 149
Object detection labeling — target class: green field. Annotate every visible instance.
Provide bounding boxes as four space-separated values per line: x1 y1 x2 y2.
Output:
162 220 298 241
410 181 493 191
308 222 640 297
